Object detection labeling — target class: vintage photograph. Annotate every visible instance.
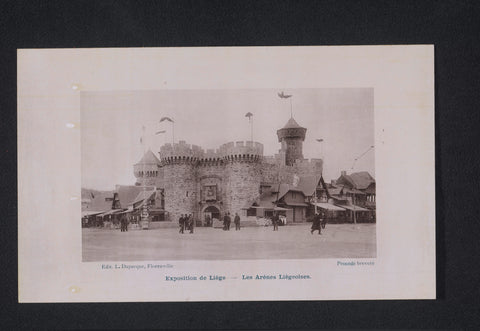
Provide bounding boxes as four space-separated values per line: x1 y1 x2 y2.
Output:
81 88 376 261
19 46 434 302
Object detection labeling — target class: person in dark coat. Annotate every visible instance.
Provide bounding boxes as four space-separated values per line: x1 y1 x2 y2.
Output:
227 212 232 230
124 215 129 232
222 213 228 230
120 214 126 232
272 213 279 231
311 212 323 235
234 213 241 230
179 214 185 234
188 214 194 233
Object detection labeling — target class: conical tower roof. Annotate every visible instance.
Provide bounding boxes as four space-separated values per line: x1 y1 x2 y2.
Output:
282 117 304 129
136 149 161 165
277 117 307 142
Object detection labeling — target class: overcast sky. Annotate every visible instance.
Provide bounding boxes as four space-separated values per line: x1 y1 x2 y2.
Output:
81 88 374 190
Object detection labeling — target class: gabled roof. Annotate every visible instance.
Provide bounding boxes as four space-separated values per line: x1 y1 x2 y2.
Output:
282 117 304 129
348 172 375 190
252 190 277 209
328 186 344 196
135 149 161 165
337 171 375 190
116 185 146 208
84 191 114 212
296 175 322 197
132 189 156 206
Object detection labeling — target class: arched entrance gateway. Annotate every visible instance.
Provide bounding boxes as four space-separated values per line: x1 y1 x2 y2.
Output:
203 205 221 227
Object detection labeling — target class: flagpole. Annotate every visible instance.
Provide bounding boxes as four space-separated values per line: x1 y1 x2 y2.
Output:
290 98 293 118
251 116 253 142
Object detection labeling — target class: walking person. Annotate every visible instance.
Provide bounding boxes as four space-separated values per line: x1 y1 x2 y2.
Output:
179 214 185 234
234 212 241 230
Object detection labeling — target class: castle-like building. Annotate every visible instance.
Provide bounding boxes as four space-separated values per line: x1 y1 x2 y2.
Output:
133 117 323 223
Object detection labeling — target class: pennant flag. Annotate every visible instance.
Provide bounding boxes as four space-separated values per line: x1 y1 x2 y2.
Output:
278 91 292 99
155 130 166 135
160 117 174 123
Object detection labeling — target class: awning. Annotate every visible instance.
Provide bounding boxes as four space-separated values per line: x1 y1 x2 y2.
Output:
285 202 309 207
273 206 291 211
337 204 369 211
82 211 105 217
312 203 346 211
98 209 124 216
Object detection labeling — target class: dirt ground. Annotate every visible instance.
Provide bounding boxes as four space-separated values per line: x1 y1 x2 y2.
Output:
82 223 376 262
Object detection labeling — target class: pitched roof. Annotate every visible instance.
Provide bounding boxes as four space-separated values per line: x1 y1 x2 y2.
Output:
348 172 375 190
132 189 156 206
296 175 322 196
135 149 161 165
84 191 114 212
116 185 145 208
252 190 277 209
282 117 304 129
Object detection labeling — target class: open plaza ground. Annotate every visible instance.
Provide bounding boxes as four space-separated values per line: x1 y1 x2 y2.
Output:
82 223 376 261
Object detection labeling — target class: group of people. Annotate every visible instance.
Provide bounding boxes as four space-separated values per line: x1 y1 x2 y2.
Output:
222 212 241 230
311 211 327 235
178 214 194 234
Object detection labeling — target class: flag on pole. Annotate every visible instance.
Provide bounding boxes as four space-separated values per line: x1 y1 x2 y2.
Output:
155 130 166 135
245 112 253 121
278 91 292 99
160 117 174 123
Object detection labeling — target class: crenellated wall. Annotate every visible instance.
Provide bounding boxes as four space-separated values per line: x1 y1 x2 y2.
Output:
134 137 322 222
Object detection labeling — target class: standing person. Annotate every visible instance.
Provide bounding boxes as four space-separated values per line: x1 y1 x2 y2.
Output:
311 212 321 235
120 214 126 232
321 211 328 230
124 214 129 232
189 214 194 234
205 214 211 227
179 214 185 234
234 213 241 230
222 213 228 231
226 212 232 230
273 213 280 231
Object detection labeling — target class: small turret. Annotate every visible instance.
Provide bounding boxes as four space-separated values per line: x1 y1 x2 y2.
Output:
133 150 161 186
276 117 307 166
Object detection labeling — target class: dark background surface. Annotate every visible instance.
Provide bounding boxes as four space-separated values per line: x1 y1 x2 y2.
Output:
1 0 480 329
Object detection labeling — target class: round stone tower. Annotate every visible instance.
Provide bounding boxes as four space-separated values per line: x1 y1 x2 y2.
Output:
220 141 263 217
159 141 201 222
276 117 307 166
133 149 162 186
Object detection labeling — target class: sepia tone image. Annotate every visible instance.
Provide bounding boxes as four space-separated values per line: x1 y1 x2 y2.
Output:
81 88 376 262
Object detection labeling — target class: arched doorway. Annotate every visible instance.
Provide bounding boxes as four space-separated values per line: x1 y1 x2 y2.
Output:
203 205 220 227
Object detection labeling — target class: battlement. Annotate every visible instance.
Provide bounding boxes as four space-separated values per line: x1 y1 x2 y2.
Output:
160 140 205 158
159 140 264 164
292 158 323 166
218 141 263 158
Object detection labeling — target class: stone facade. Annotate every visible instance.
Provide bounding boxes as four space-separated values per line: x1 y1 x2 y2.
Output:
133 118 323 222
